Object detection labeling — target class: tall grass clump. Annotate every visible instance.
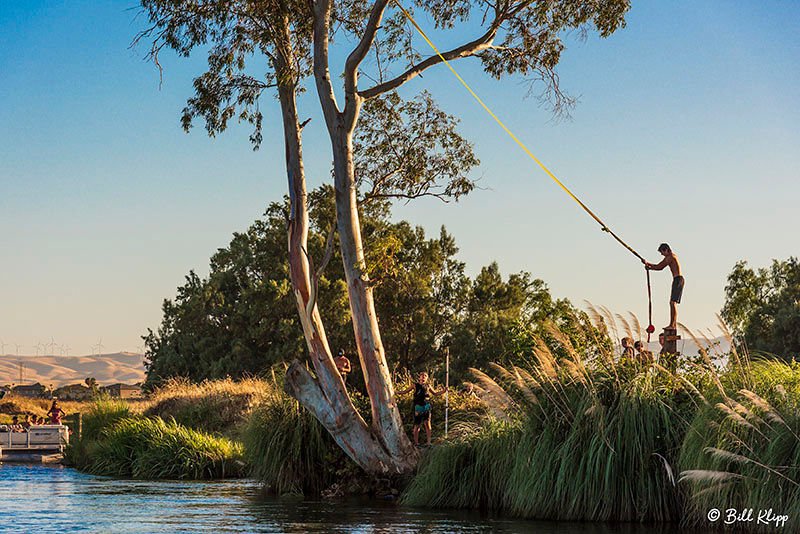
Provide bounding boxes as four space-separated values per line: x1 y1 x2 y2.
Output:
81 397 132 440
64 396 245 479
86 416 245 479
144 376 269 436
679 358 800 530
63 397 132 468
401 418 518 508
403 315 696 521
241 386 366 495
504 368 686 521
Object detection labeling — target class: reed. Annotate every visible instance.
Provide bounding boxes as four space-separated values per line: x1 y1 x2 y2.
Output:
402 319 691 521
400 418 518 508
86 416 245 479
678 359 800 530
241 389 344 495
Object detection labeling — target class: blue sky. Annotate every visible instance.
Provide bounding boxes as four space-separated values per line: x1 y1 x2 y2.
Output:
1 1 798 357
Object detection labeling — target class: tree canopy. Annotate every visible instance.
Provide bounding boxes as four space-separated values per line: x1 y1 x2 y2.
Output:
721 257 800 360
136 0 631 475
143 186 605 388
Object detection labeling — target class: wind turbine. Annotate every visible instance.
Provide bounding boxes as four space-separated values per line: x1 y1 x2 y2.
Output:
14 344 21 356
34 342 43 356
47 337 57 356
63 344 71 356
93 338 105 357
0 340 7 355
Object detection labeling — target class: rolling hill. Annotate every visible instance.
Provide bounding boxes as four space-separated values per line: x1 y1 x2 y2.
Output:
0 353 146 387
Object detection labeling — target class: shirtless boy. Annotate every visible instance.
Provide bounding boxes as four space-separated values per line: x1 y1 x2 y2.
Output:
334 348 352 384
643 243 683 330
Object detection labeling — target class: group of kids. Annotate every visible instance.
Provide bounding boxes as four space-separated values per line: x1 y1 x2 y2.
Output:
330 243 684 447
1 400 65 432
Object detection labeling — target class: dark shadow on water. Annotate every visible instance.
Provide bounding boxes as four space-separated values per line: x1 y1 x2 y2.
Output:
0 463 703 534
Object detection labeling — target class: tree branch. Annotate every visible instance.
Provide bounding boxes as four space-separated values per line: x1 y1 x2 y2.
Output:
358 26 498 100
343 0 393 125
312 0 341 127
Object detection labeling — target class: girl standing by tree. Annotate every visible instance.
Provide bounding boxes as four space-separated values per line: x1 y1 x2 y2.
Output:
398 372 448 447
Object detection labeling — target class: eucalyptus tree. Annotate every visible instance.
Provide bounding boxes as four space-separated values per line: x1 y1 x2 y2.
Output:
137 0 630 476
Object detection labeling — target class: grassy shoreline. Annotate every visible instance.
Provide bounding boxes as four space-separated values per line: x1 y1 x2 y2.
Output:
11 350 797 532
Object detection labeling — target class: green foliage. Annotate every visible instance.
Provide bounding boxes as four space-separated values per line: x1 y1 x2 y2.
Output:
403 334 690 521
86 417 245 479
139 0 630 147
64 395 245 479
142 187 352 389
80 397 132 442
371 224 470 372
354 91 479 204
62 398 132 468
241 391 350 495
447 263 609 379
722 257 800 359
679 359 800 530
146 185 602 386
400 419 518 508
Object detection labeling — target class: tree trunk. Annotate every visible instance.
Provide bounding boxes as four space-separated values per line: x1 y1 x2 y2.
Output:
329 122 418 464
275 47 416 475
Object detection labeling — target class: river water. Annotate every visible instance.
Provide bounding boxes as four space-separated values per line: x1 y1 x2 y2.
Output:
0 463 700 533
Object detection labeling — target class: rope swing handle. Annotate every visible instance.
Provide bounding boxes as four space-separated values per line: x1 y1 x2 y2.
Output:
391 0 645 263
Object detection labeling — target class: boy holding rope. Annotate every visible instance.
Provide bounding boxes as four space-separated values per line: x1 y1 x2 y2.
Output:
643 243 684 330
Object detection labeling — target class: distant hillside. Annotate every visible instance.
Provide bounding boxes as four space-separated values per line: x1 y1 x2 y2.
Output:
0 353 145 387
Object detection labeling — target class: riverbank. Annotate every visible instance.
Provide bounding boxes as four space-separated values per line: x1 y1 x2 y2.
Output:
401 347 800 530
59 374 484 492
41 344 800 532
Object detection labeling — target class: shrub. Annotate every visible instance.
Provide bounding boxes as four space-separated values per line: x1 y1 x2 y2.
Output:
86 416 245 479
241 389 358 495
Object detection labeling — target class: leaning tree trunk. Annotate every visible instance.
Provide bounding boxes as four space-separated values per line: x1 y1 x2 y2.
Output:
274 39 416 475
281 0 418 477
330 129 417 462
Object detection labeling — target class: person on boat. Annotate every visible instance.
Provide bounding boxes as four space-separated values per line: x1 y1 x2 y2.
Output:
643 243 684 330
21 415 32 429
10 415 23 432
48 400 65 425
397 372 448 447
334 349 352 385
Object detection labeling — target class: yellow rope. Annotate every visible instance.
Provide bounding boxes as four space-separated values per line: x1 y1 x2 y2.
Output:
391 0 645 262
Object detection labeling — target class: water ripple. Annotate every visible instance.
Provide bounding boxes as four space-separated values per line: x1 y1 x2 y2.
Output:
0 463 696 533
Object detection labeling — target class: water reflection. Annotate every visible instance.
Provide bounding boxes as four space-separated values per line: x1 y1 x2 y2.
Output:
0 464 699 533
